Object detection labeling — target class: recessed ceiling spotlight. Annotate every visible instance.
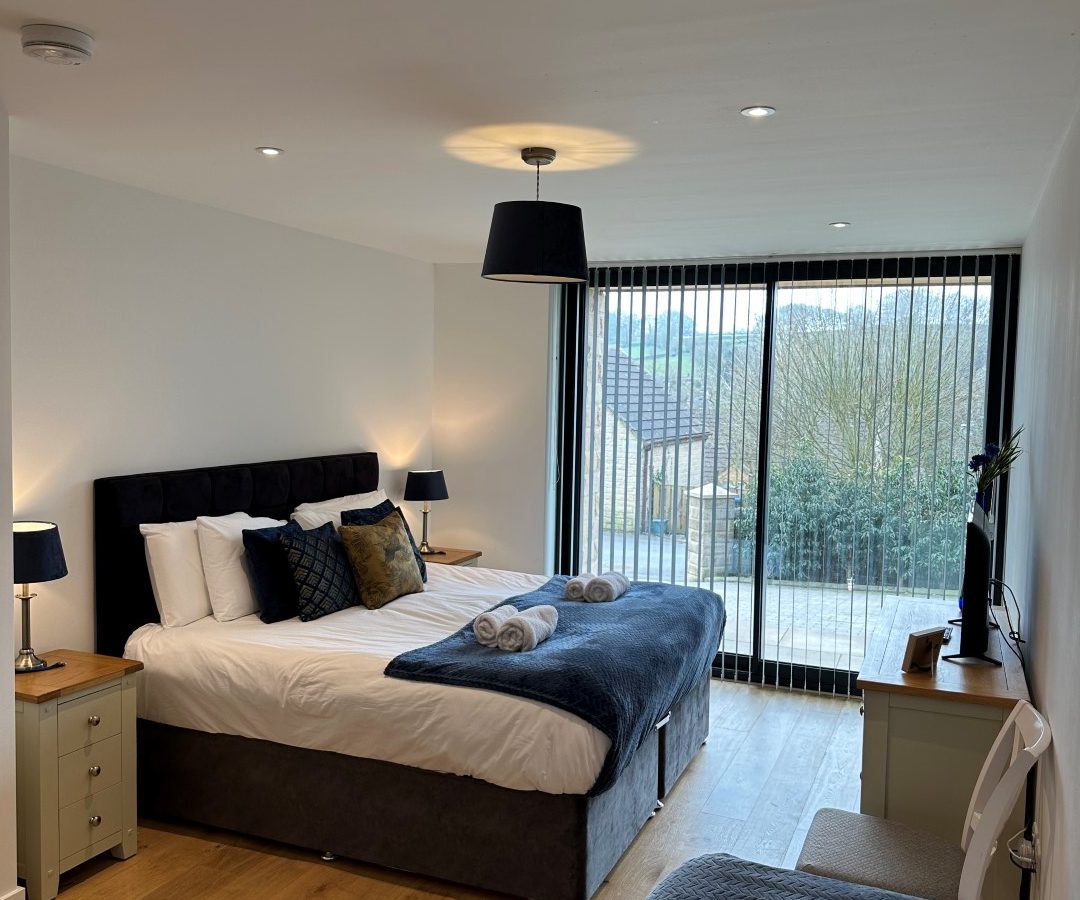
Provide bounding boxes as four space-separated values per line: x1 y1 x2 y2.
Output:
740 106 776 118
256 146 283 157
829 221 851 229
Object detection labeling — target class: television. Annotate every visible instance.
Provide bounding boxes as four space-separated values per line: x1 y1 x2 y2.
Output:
944 506 1000 666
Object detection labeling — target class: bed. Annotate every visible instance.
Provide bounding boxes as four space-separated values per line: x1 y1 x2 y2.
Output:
94 451 718 900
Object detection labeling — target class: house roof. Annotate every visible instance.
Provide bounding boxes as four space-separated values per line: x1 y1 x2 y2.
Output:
604 349 708 445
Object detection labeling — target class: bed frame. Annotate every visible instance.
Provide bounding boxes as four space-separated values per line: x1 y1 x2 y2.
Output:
93 451 711 900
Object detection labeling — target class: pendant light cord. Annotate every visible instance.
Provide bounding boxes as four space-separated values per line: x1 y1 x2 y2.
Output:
536 162 540 201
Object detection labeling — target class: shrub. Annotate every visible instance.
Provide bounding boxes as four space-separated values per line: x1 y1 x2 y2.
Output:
734 454 970 592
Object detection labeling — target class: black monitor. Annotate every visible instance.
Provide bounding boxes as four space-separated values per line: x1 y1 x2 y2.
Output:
944 510 1000 666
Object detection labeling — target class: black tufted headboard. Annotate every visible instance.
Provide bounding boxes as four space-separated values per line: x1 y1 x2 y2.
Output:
93 451 379 657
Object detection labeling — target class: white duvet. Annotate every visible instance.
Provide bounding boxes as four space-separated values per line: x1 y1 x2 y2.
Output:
125 564 609 795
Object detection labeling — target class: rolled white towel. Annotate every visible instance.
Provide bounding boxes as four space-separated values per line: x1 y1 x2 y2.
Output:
473 605 519 647
496 605 559 652
565 573 594 600
584 571 630 603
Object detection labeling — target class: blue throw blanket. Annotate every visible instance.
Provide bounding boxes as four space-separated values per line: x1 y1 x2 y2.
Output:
384 576 726 795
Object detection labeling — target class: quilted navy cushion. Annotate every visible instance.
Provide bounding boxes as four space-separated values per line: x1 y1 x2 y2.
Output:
279 523 361 621
341 500 427 582
242 519 304 623
646 854 922 900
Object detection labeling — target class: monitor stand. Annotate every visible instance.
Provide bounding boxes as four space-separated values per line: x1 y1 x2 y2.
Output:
942 651 1001 666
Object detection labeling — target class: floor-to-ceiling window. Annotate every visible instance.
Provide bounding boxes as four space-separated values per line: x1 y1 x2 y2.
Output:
555 255 1019 693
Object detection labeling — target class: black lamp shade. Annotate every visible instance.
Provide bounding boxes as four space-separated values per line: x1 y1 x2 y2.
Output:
481 200 588 284
404 470 449 502
13 521 68 584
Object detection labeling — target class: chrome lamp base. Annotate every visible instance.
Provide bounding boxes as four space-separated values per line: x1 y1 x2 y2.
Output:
15 648 52 673
417 508 446 555
14 589 66 673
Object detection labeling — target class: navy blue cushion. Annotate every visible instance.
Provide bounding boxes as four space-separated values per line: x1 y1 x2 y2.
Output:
341 500 427 583
279 522 361 621
242 520 303 624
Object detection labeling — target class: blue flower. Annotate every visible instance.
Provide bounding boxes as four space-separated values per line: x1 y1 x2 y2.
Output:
983 442 1000 458
969 454 990 471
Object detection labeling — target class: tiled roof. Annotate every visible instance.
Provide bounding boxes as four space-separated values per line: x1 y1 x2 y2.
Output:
604 349 708 444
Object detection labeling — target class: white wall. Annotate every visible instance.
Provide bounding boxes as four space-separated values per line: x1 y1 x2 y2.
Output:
11 159 435 653
432 264 552 574
1 108 25 900
1004 103 1080 899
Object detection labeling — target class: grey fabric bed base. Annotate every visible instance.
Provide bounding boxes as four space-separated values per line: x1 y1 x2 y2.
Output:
138 672 711 900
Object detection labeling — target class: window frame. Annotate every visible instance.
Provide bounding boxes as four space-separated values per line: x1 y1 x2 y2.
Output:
555 253 1021 694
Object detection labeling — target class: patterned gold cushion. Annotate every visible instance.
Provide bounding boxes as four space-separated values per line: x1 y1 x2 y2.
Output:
339 516 424 609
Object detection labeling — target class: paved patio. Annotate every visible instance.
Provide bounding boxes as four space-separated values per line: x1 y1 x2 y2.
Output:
597 531 959 672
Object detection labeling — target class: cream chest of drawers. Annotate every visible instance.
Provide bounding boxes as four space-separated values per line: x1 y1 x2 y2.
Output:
15 650 143 900
857 600 1028 900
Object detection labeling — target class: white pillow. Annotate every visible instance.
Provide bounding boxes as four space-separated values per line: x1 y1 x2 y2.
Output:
140 515 230 627
196 513 285 622
291 489 388 530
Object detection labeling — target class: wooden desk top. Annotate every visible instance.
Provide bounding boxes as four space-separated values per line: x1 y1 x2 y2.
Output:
857 599 1028 708
15 649 143 704
424 547 482 566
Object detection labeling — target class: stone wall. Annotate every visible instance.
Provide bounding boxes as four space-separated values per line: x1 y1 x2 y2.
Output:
686 483 739 581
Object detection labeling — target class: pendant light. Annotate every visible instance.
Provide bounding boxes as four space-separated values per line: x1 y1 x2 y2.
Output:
481 147 588 284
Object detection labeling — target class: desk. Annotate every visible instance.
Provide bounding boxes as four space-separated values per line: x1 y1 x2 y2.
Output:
858 599 1027 900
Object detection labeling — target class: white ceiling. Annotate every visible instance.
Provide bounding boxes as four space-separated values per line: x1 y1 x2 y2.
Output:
0 0 1078 263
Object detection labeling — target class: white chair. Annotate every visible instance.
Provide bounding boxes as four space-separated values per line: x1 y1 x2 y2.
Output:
796 699 1051 900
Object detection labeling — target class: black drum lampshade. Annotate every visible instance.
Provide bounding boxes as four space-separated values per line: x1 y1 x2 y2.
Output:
481 200 588 284
14 521 68 585
404 470 449 503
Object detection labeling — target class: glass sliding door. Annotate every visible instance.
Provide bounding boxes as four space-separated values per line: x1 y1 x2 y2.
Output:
572 265 765 668
760 262 993 688
556 255 1018 693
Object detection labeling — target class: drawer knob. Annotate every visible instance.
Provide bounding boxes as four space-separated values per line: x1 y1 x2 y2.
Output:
89 815 102 827
89 765 102 777
88 715 101 727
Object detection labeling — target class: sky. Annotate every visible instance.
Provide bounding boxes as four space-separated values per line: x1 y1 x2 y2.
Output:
603 280 988 336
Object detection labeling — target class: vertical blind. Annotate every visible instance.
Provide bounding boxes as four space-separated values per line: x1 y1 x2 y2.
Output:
556 255 1019 693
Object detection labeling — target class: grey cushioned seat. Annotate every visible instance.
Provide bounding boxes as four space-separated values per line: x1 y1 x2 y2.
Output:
796 808 964 900
646 853 923 899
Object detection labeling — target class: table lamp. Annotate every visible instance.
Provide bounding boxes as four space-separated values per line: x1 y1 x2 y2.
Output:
13 521 68 673
404 470 448 555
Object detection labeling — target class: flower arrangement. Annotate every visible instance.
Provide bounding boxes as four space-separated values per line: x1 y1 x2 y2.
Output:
968 426 1024 495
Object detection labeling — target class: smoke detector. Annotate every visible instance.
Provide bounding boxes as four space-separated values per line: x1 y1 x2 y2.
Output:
21 24 94 66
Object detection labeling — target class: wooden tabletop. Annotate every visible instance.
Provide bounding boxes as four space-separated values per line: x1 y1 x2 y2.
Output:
857 598 1028 708
424 547 482 566
15 649 143 703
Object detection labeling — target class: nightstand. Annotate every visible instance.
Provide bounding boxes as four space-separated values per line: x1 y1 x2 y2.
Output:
15 649 143 900
424 547 482 567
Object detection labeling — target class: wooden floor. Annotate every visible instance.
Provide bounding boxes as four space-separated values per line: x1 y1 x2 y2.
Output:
57 682 862 900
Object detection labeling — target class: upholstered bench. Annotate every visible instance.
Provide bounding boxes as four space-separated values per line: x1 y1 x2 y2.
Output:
646 853 922 900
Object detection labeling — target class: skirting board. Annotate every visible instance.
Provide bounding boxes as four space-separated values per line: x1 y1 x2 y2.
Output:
1 885 27 900
138 672 710 900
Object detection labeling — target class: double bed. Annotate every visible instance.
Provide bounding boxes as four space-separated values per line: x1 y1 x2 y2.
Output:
94 451 721 899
